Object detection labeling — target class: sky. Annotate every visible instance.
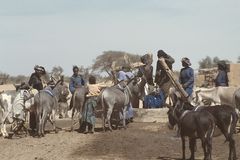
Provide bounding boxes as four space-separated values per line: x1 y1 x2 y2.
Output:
0 0 239 76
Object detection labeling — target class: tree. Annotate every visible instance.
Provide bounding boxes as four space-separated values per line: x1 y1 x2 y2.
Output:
92 51 141 82
237 56 240 63
199 56 214 69
199 56 231 69
79 65 90 81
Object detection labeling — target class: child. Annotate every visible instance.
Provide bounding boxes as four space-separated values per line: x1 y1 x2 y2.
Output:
81 75 100 134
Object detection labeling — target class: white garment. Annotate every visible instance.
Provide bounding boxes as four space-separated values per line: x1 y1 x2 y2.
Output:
12 90 31 121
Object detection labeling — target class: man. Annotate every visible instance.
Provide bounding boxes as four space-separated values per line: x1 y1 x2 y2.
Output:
12 82 33 134
138 53 154 85
69 66 85 110
179 57 194 97
215 61 229 87
28 65 46 131
155 50 175 99
29 65 46 91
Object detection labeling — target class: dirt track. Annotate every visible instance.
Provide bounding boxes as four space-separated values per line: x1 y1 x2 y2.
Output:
0 121 239 160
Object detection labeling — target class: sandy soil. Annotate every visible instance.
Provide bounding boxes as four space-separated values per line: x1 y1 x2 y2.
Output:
0 120 239 160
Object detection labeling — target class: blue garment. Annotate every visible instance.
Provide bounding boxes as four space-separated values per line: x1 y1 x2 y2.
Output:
117 70 134 119
144 91 165 108
215 70 229 87
179 67 194 96
118 71 134 81
69 74 85 94
118 71 127 81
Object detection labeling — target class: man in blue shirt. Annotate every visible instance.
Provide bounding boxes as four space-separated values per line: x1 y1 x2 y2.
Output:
215 61 229 87
179 57 194 97
69 66 85 109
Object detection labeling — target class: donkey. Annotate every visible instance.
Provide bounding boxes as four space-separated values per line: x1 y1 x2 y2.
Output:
168 96 239 160
34 77 69 137
185 102 238 160
98 77 145 131
168 99 215 160
70 86 87 131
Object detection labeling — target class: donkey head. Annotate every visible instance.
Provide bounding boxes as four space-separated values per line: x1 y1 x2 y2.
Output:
127 76 146 100
54 76 69 101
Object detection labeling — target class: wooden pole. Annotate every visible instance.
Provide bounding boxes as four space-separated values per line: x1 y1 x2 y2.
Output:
158 58 189 99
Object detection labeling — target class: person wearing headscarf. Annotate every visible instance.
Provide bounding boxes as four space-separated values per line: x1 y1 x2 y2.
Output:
28 65 46 91
138 53 154 85
215 60 229 87
80 75 98 134
12 82 33 134
155 50 175 99
28 65 46 131
179 57 194 96
117 65 134 122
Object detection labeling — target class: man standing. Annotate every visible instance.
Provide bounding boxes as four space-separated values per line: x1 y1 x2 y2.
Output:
69 66 85 110
28 65 46 131
215 61 229 87
155 50 175 99
179 57 194 97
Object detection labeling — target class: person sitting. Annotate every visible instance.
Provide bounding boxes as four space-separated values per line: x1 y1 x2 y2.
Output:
117 65 134 122
28 65 46 132
215 60 229 87
69 66 85 110
179 57 194 97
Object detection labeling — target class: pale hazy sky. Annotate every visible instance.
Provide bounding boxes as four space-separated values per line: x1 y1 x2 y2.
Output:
0 0 239 76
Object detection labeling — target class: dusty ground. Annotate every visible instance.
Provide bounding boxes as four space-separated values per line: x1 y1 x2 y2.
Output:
0 120 239 160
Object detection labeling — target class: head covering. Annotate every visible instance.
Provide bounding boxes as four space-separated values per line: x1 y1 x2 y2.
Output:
217 60 227 71
157 50 168 58
88 75 96 84
72 65 79 71
34 65 46 74
181 57 191 66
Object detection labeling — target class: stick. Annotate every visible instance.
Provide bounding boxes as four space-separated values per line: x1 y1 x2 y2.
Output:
158 58 189 99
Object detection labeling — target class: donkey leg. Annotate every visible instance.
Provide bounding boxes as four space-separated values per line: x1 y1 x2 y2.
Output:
52 110 57 133
189 138 196 160
123 106 127 130
2 124 9 138
71 108 75 131
181 136 186 160
229 136 236 160
41 113 48 137
102 112 106 132
107 108 113 131
201 138 209 160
